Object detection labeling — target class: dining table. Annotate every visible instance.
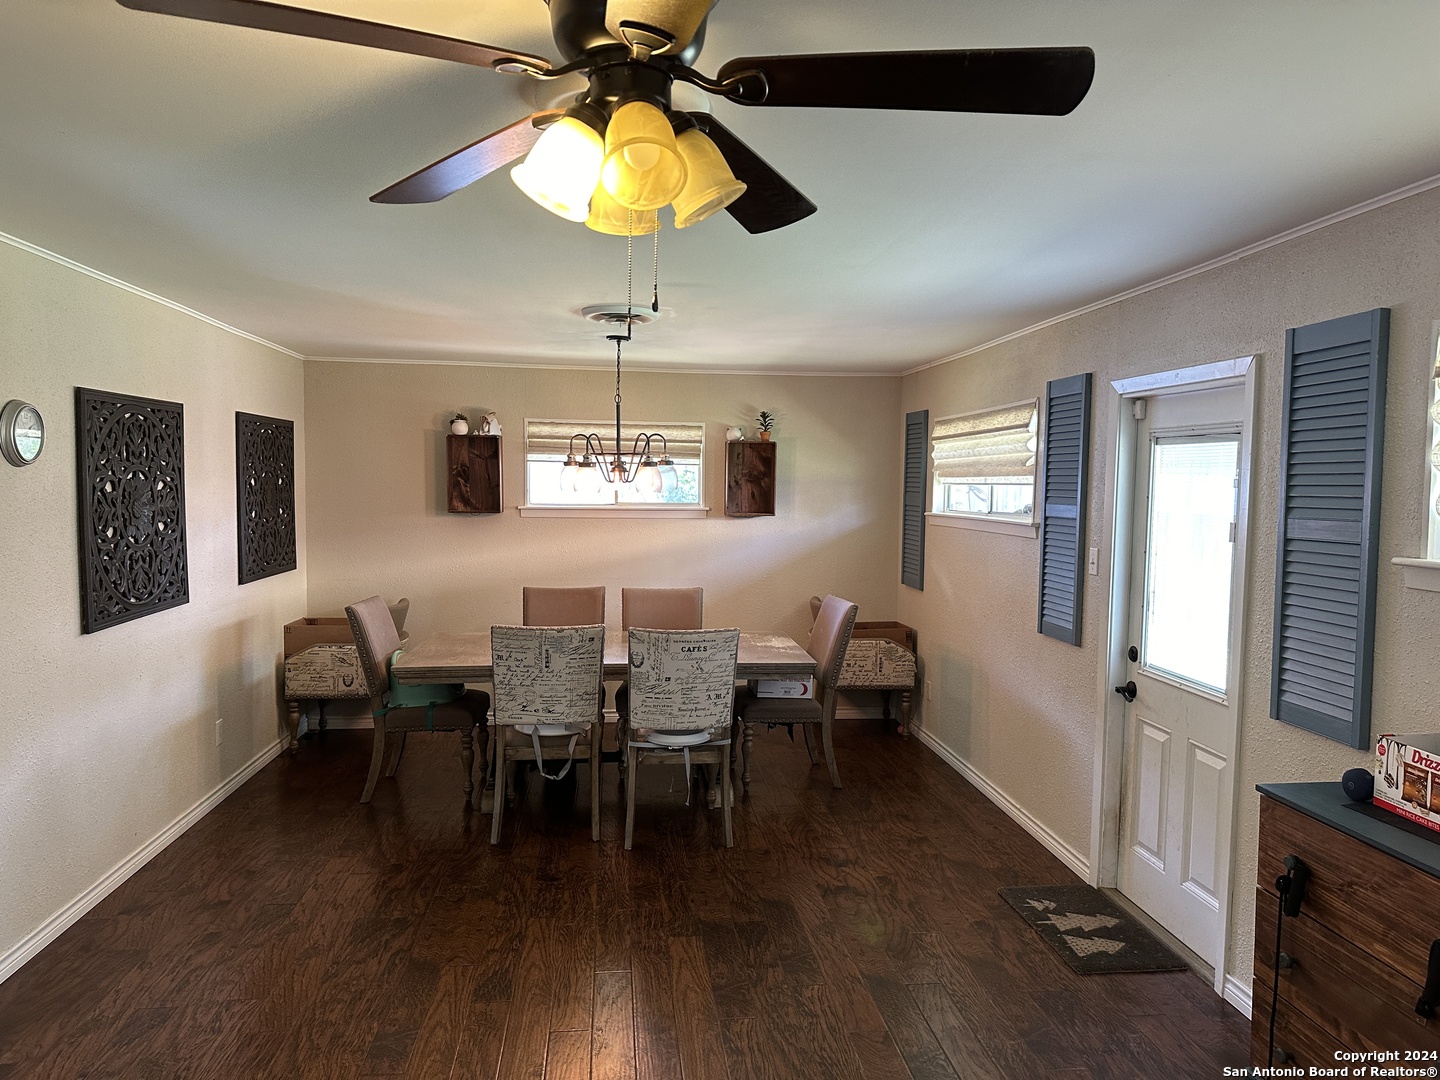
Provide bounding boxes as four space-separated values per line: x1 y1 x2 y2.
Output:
392 629 816 811
392 630 816 685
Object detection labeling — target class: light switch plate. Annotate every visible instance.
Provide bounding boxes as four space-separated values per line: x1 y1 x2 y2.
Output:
1087 547 1099 575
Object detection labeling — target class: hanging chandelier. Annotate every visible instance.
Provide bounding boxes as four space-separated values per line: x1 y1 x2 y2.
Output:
560 226 676 497
558 318 676 496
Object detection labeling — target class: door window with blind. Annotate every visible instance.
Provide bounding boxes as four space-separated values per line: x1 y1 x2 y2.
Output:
1140 433 1240 695
524 419 703 506
930 401 1039 521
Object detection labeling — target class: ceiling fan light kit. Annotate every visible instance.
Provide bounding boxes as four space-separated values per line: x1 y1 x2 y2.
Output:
671 124 747 228
586 186 660 236
113 0 1095 236
510 107 606 222
599 100 688 212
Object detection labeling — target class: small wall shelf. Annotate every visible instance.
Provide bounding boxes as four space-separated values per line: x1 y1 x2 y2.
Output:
726 440 775 517
446 434 502 514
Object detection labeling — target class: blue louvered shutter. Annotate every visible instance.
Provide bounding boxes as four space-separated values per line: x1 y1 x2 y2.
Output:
902 410 927 590
1271 308 1389 748
1037 374 1092 645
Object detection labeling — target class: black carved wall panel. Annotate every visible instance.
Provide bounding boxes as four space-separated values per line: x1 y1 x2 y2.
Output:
236 412 297 584
76 387 189 633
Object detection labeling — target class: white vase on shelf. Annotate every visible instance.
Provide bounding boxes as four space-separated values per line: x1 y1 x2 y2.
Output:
450 418 469 435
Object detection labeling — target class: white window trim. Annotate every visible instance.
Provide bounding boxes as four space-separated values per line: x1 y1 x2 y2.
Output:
1395 320 1440 591
928 397 1039 529
519 504 709 519
925 512 1038 537
522 415 705 513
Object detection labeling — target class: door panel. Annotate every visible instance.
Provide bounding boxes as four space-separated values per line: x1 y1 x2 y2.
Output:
1133 716 1170 868
1119 384 1245 968
1182 742 1226 904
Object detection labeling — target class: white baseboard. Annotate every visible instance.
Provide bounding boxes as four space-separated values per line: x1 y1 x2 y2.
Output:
913 727 1091 881
0 737 286 986
1223 973 1253 1018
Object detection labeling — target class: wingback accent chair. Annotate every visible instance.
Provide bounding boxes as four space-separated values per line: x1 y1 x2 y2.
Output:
731 593 858 790
345 595 490 805
622 628 740 849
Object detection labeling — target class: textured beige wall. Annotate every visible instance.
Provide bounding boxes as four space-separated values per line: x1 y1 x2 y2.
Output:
900 185 1440 992
0 241 307 972
303 362 900 647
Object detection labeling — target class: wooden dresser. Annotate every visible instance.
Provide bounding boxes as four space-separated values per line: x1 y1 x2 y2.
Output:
1252 783 1440 1067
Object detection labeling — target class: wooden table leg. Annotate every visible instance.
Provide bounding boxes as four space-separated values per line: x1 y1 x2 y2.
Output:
898 689 911 737
285 701 301 753
742 723 754 792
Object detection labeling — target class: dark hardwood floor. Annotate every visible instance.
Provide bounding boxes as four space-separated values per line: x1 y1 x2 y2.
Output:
0 722 1249 1079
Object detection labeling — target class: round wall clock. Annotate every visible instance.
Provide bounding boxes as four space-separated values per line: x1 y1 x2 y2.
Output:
0 400 44 467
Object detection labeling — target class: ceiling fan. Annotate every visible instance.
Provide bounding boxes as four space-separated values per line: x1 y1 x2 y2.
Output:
114 0 1095 234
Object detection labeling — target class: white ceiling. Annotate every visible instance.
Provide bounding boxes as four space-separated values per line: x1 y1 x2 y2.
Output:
5 1 1440 374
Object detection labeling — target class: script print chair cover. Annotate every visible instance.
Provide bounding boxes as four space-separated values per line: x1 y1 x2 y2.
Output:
489 624 605 844
623 628 740 850
732 594 858 790
345 595 490 805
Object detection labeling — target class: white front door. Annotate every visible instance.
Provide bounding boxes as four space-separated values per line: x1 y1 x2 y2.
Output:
1117 384 1245 968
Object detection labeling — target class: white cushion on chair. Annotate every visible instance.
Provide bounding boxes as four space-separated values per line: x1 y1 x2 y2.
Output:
639 729 712 747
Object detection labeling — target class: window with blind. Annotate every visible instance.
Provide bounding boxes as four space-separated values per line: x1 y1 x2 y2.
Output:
930 401 1039 521
524 419 704 506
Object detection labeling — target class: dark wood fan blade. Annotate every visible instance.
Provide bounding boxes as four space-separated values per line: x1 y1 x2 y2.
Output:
688 113 816 234
115 0 552 72
716 48 1095 115
371 111 563 204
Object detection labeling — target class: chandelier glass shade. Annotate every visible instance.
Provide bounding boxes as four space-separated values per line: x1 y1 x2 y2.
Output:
511 99 745 233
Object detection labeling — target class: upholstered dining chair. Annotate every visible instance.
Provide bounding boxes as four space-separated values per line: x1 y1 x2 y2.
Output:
622 627 740 849
731 593 858 790
522 586 605 627
521 584 607 715
345 595 490 804
489 624 606 844
614 587 704 733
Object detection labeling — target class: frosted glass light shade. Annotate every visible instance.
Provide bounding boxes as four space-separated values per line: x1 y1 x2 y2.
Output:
672 128 746 228
575 459 603 494
586 182 660 235
601 102 687 211
512 116 605 222
635 459 664 494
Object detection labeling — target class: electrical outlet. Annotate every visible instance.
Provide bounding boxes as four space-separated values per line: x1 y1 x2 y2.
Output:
925 680 933 701
214 718 223 747
1087 546 1100 576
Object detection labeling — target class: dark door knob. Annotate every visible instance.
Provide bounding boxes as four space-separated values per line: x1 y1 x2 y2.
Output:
1114 681 1137 702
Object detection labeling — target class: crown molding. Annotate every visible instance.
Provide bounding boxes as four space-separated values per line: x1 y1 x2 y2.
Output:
902 170 1440 378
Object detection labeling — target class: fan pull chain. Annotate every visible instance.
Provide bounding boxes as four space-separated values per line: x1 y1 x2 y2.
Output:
652 226 660 313
625 211 635 325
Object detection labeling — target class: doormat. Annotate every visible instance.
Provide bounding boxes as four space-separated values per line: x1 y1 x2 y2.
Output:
998 885 1189 975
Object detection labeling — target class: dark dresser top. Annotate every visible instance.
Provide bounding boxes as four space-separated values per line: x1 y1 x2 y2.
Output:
1258 781 1440 880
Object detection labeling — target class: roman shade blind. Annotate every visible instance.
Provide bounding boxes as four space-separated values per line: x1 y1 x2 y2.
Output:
902 410 927 590
930 402 1037 483
525 419 703 462
1271 308 1389 749
1036 373 1092 646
